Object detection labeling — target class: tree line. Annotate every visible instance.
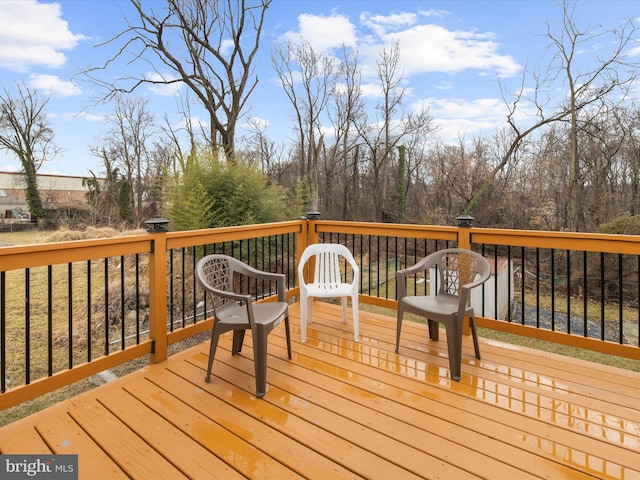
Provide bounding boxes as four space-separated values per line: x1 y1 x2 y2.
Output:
1 0 639 234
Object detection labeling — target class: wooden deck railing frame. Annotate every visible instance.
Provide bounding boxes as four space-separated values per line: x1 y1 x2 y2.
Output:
1 217 639 411
470 227 640 359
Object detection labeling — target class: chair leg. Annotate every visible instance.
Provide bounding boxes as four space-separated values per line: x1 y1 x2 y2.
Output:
445 320 463 381
232 330 245 355
351 294 359 342
428 319 439 341
300 293 308 343
205 327 222 383
252 326 268 399
341 296 348 323
469 315 481 359
307 296 314 324
284 314 292 359
395 306 404 353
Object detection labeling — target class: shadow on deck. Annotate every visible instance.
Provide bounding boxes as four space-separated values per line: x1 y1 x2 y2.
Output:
0 302 638 479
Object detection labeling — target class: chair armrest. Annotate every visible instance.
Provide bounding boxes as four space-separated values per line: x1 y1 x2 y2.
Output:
398 252 438 277
270 273 286 302
204 286 252 304
396 254 438 301
235 263 287 302
344 256 360 286
457 272 490 316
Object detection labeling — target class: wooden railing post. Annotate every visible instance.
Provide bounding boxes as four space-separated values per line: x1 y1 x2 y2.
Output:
456 214 474 249
457 215 474 336
145 218 169 364
306 211 321 246
297 212 321 293
296 216 309 268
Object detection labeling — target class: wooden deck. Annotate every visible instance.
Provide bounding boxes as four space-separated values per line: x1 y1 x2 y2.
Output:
0 302 638 479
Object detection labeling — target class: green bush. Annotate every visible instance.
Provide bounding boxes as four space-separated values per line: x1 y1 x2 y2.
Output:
168 154 290 230
598 214 640 235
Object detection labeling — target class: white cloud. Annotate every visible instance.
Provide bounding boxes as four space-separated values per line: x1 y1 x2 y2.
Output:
0 163 19 173
417 9 451 19
60 111 105 123
360 82 383 99
82 112 106 123
29 74 81 96
292 13 357 50
340 9 521 83
435 80 452 91
220 39 235 56
428 97 505 120
434 116 497 141
0 0 87 72
359 11 418 37
146 72 183 96
412 97 506 142
279 8 520 86
417 95 543 142
172 116 208 132
246 116 271 130
385 24 521 77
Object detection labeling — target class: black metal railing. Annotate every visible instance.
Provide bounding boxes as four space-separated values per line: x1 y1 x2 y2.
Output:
0 252 150 393
318 231 456 300
476 243 640 347
2 218 639 411
166 233 297 333
315 221 640 350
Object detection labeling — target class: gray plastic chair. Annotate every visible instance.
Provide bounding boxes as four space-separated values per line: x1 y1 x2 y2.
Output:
196 254 291 398
395 248 491 381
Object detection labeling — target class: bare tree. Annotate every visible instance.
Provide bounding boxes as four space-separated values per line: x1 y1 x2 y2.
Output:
466 1 639 231
91 95 158 224
84 155 123 226
82 0 271 161
545 0 639 231
0 82 59 219
617 105 640 216
356 41 434 222
241 116 284 173
273 39 337 212
327 46 366 220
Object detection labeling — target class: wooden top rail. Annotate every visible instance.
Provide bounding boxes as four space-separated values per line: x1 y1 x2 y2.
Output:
312 220 459 241
0 235 154 271
165 220 303 250
472 227 640 254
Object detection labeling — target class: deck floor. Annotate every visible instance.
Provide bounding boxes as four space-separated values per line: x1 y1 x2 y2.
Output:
0 302 639 479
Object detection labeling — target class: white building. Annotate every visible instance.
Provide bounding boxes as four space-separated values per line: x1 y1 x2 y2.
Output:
0 171 90 221
429 257 514 320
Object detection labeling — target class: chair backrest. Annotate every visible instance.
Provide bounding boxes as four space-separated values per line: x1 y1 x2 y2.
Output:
431 249 490 296
196 254 238 311
299 243 358 286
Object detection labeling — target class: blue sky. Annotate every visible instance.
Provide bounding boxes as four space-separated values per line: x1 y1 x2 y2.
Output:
0 0 638 177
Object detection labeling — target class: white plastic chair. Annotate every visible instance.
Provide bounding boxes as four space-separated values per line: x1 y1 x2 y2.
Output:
298 243 359 343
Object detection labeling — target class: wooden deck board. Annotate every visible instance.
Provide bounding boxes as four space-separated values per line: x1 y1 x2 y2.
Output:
136 367 362 480
1 302 639 479
200 344 542 480
67 397 188 479
262 328 624 479
96 386 244 480
36 414 126 479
